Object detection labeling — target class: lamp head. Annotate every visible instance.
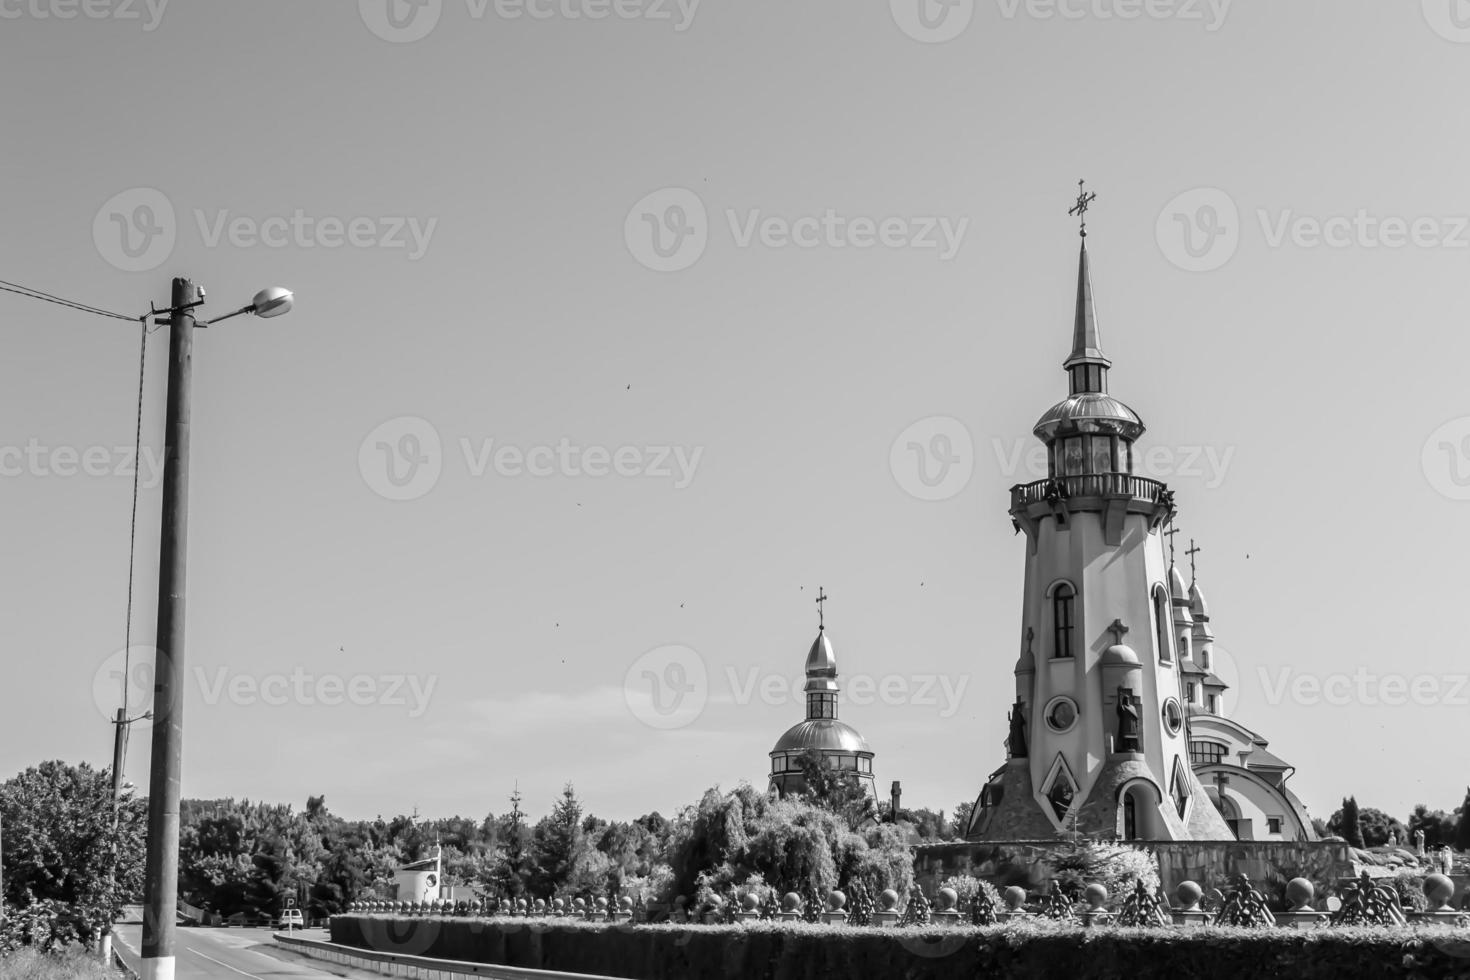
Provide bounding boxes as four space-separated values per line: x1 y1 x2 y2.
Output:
251 287 293 318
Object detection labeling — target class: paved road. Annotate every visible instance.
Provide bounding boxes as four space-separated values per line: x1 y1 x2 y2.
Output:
114 924 382 980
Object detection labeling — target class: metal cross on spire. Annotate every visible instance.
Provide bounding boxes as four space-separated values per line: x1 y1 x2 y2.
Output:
815 586 829 630
1186 539 1202 583
1165 522 1181 567
1069 179 1097 238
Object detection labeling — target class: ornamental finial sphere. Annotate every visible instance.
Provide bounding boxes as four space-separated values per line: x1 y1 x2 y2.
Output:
879 889 900 911
827 890 847 912
1425 873 1456 909
1175 880 1203 910
1083 883 1108 908
781 892 802 912
935 887 958 912
1285 878 1314 909
1003 885 1027 910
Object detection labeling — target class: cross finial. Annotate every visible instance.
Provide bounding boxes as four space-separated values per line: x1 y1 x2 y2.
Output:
1069 179 1097 238
815 586 828 630
1164 523 1181 568
1108 618 1129 644
1185 539 1202 583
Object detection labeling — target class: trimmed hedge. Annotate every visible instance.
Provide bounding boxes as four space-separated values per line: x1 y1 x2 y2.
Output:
331 915 1470 980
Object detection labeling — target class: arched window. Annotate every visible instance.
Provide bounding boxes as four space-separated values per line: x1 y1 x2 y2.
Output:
1052 584 1076 659
1154 586 1172 665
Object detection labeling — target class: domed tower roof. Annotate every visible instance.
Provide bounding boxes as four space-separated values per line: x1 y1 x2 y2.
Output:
772 718 872 754
1188 581 1210 620
1101 644 1141 667
1168 564 1189 601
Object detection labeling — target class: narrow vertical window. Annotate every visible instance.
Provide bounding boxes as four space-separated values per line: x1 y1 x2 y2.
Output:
1053 584 1075 659
1154 587 1172 664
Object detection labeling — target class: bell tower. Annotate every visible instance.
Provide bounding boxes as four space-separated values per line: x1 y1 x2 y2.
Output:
967 186 1231 842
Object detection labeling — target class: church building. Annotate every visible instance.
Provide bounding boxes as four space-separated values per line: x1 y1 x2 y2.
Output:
1171 562 1316 841
768 591 878 801
964 191 1309 842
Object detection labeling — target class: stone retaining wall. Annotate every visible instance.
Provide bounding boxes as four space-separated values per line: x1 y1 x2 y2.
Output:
914 839 1356 900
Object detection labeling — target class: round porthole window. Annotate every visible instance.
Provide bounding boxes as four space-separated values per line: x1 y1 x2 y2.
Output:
1045 696 1079 733
1162 697 1183 735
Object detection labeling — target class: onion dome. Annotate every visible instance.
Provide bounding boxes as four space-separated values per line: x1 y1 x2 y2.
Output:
1188 581 1210 620
1168 565 1189 602
804 630 838 695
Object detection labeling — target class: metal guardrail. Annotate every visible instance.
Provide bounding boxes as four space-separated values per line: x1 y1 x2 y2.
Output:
275 932 622 980
1011 473 1170 509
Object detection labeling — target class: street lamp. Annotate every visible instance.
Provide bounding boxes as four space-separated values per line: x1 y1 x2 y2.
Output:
139 278 292 980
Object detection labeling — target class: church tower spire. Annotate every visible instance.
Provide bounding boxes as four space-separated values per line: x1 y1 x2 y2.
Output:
1064 181 1109 396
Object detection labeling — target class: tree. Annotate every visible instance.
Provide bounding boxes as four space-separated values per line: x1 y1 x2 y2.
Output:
951 800 974 838
530 784 589 895
1408 805 1455 849
0 761 146 949
481 788 532 901
1329 796 1365 848
1456 787 1470 852
792 749 877 832
1355 807 1406 848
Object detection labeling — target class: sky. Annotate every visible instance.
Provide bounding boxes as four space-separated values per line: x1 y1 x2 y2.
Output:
3 0 1470 831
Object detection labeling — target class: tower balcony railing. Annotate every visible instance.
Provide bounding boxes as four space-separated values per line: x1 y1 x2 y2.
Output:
1010 473 1172 510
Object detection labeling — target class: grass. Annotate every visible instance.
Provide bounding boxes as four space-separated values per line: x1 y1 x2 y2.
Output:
0 947 122 980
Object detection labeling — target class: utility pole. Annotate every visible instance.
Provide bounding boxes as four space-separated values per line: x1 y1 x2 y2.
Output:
139 277 198 980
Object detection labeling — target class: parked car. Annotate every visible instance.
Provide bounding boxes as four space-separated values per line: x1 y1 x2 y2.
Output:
275 909 305 931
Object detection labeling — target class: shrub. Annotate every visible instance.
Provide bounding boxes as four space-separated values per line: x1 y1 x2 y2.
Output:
1050 840 1160 904
0 946 120 980
939 874 1001 911
328 915 1470 979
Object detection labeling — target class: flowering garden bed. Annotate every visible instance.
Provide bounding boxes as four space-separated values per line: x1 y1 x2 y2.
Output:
330 915 1470 980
